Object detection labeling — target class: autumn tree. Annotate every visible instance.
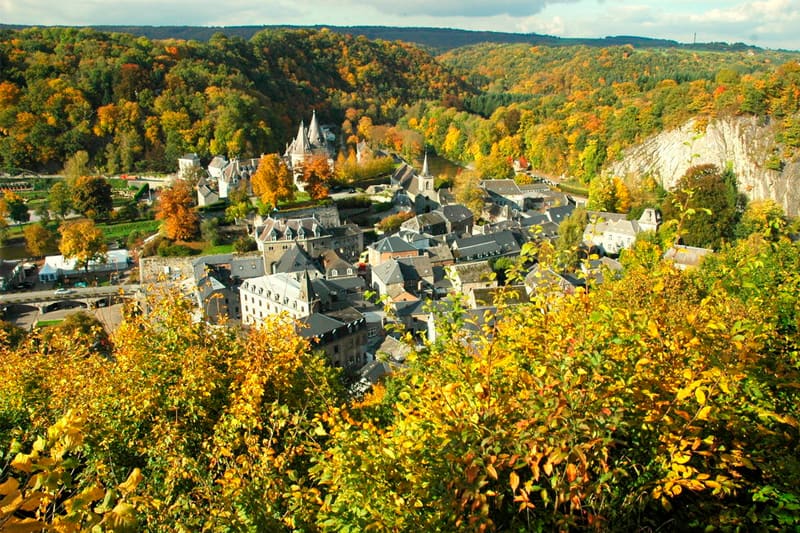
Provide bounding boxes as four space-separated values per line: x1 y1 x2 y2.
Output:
156 179 199 241
587 175 631 213
735 199 786 241
59 219 108 272
251 154 294 209
475 143 515 180
24 223 57 258
71 176 113 220
453 169 486 217
302 155 333 200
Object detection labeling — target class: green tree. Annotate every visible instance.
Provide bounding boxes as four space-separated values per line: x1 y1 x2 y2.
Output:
555 206 588 269
660 164 739 249
201 217 221 246
735 199 786 241
63 150 91 184
2 191 30 225
48 181 73 220
71 176 113 220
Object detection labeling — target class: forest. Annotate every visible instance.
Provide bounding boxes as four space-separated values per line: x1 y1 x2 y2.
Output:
2 27 800 192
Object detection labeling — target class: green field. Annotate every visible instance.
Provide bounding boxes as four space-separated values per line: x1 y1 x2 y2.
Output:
97 219 160 241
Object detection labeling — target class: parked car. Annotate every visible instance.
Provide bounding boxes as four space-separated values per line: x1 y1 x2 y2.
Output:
18 281 35 290
54 288 75 296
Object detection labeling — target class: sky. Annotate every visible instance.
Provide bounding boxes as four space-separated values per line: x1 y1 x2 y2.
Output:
3 0 800 51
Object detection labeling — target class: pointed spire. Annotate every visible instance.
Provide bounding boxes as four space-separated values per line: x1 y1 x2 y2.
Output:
421 152 430 177
291 120 311 155
307 110 324 147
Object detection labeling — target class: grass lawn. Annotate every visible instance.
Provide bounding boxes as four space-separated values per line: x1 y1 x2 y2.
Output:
201 243 234 255
97 219 160 241
36 319 63 328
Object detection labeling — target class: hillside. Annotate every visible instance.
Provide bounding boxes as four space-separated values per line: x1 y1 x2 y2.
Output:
0 26 470 173
0 24 763 54
396 43 800 211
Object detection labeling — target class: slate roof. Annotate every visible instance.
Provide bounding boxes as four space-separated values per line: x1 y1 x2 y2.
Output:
547 204 576 224
453 230 520 259
370 235 418 254
482 179 522 196
447 261 494 284
440 204 474 224
257 217 326 242
391 163 416 187
274 244 322 276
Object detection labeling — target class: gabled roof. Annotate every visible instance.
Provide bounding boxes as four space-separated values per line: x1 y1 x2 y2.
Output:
274 244 322 276
391 163 416 187
482 179 522 196
256 217 327 242
446 260 494 284
370 235 418 254
452 230 520 258
321 249 355 275
208 155 227 169
547 204 575 224
439 204 474 224
372 256 433 286
376 335 413 363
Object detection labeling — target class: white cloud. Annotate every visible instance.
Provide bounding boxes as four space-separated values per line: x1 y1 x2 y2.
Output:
0 0 799 50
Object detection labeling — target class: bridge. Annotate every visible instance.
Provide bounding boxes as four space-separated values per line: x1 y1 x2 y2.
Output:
1 284 141 313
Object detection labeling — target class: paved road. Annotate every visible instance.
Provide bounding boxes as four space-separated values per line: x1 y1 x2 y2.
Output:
0 284 140 305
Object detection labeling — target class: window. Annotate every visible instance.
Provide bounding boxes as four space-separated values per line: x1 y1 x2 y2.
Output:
331 269 338 277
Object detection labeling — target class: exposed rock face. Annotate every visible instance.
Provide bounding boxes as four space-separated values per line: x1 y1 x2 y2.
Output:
608 116 800 216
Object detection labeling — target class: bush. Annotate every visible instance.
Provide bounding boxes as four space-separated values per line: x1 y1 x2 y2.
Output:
233 236 257 253
157 240 195 257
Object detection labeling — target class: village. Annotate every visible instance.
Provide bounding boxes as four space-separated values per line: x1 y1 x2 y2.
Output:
0 111 712 389
107 112 708 391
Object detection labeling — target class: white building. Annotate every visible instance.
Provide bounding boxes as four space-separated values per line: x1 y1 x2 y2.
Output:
239 270 320 325
583 208 661 256
38 249 131 282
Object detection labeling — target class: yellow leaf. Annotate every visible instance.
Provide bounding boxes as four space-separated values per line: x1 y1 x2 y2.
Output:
696 406 712 421
486 464 498 480
647 320 660 338
719 380 730 394
695 388 706 405
543 462 553 476
0 477 19 495
510 471 520 492
119 468 143 494
673 453 691 465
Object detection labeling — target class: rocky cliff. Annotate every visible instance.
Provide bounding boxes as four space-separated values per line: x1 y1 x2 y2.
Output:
608 116 800 216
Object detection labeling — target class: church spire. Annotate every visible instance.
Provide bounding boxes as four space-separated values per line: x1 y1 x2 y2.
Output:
422 152 431 177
